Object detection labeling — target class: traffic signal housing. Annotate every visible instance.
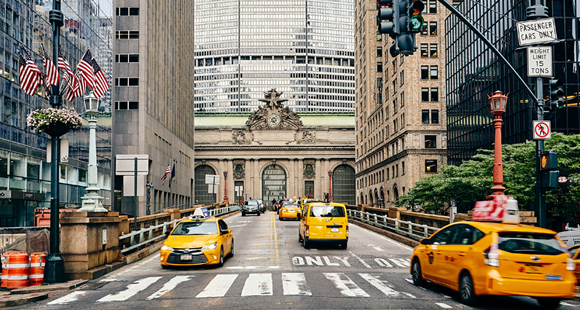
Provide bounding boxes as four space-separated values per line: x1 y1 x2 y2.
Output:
378 0 418 57
377 0 398 39
407 0 425 33
540 151 559 188
549 78 565 109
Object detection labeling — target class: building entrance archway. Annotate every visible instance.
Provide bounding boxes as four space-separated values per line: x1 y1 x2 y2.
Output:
262 165 286 205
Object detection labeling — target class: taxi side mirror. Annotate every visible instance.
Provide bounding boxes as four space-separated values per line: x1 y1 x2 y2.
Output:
220 229 229 235
420 238 434 245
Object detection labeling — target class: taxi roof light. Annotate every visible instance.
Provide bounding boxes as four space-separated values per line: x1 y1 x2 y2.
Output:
189 207 210 220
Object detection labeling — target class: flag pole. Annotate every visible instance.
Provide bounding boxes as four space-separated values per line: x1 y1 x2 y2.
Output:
45 0 64 284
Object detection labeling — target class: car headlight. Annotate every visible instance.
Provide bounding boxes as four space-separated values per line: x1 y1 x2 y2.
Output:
161 245 173 251
202 242 218 250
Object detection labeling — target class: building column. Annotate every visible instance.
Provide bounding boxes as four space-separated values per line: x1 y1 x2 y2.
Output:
287 158 295 200
218 159 224 203
227 159 234 204
298 158 304 198
254 159 261 200
324 159 330 200
314 158 321 200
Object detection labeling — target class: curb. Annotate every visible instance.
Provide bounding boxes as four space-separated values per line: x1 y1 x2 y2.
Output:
349 218 419 248
0 293 48 308
9 279 88 295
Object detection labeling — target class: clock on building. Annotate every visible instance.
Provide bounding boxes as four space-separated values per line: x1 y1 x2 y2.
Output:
267 113 281 128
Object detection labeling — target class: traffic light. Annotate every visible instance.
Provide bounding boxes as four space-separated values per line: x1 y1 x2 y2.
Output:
378 0 417 57
549 78 565 109
540 151 559 188
377 0 399 39
407 0 425 33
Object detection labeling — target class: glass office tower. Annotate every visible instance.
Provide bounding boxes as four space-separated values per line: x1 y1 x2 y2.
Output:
194 0 355 113
446 0 579 165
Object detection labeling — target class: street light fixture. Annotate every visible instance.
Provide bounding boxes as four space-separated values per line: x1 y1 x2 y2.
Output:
78 91 107 213
488 91 508 198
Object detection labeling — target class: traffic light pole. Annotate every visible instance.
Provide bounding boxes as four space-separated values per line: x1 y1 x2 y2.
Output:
536 78 546 228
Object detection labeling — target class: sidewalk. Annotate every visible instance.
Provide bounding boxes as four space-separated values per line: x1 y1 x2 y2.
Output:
0 280 87 308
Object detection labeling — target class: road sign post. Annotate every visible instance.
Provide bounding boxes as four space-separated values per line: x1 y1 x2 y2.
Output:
527 46 552 77
205 175 220 204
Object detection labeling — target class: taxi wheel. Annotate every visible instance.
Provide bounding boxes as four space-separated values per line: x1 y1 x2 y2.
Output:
340 241 347 249
298 231 303 242
411 259 425 286
257 212 261 216
229 240 234 257
242 213 246 217
458 272 477 306
217 247 224 267
303 237 310 249
537 298 561 309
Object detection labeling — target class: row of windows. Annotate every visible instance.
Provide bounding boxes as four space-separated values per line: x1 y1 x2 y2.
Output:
421 66 438 79
116 7 139 16
422 110 440 124
421 88 439 102
116 31 139 40
115 101 139 110
115 78 139 86
115 54 139 63
420 44 438 58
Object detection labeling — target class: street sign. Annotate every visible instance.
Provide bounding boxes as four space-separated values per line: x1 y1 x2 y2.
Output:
533 120 551 140
527 46 552 77
115 154 149 175
234 185 243 196
207 184 218 194
205 175 220 185
558 176 567 183
516 18 557 46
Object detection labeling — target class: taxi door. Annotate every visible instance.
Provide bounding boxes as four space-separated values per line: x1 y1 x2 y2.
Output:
218 220 232 254
299 205 308 239
424 225 459 285
437 224 481 289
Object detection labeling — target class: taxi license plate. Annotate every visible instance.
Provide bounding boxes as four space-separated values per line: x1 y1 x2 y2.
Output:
331 228 339 233
181 254 193 261
524 264 542 274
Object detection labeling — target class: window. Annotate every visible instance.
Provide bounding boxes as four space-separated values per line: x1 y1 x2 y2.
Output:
450 225 485 245
430 66 438 79
431 110 439 124
400 70 404 86
400 113 405 128
431 88 439 101
377 62 382 73
400 92 404 107
115 101 139 110
430 22 437 35
421 65 429 79
425 135 436 148
392 58 397 73
116 7 140 16
115 54 139 63
420 44 428 57
116 31 139 39
430 44 437 57
425 160 437 173
421 88 429 101
130 8 140 15
402 162 405 175
422 110 429 124
377 47 383 57
115 78 139 86
428 0 437 13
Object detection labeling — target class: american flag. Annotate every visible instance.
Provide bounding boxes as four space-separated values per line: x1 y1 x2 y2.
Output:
76 49 94 90
41 45 59 86
91 58 109 98
58 49 75 83
161 164 171 185
19 50 42 96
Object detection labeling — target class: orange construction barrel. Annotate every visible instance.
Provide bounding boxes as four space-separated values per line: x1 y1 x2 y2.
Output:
5 251 29 289
29 253 46 286
1 252 11 288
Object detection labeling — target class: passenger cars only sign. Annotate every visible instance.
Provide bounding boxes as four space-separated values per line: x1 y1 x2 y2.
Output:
516 18 557 46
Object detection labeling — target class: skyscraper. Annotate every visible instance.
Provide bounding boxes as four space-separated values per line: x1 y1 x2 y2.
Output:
194 0 355 113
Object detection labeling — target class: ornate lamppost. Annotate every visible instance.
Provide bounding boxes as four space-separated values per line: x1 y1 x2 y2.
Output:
78 92 107 212
328 170 333 202
223 171 229 203
488 91 508 198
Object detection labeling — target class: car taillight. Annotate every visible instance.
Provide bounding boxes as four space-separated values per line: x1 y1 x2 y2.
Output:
484 243 499 267
567 257 576 271
305 225 309 235
346 224 349 235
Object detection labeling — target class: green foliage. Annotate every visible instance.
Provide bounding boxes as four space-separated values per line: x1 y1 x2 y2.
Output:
396 133 580 220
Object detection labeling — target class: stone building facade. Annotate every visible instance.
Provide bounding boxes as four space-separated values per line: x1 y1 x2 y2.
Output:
355 0 449 207
113 1 195 216
194 90 356 207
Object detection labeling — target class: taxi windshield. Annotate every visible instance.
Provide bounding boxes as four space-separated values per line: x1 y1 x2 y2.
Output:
172 221 218 235
570 246 579 258
310 206 345 218
498 232 565 256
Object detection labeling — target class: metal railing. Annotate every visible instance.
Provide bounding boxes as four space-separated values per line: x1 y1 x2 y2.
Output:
347 210 440 240
119 205 240 254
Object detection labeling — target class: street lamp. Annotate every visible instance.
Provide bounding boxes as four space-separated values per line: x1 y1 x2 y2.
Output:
78 91 107 212
488 91 508 197
223 171 229 203
328 170 333 202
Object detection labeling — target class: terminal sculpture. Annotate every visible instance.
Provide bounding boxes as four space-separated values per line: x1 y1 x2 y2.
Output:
246 89 303 130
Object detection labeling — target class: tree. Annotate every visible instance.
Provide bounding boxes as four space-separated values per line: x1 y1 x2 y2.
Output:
396 133 580 220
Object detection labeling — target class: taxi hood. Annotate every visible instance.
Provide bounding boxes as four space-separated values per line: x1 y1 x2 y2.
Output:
164 235 219 249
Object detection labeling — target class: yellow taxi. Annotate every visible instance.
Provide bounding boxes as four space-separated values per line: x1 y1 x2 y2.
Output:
410 220 577 309
160 208 233 268
299 202 348 249
570 244 580 284
279 203 300 221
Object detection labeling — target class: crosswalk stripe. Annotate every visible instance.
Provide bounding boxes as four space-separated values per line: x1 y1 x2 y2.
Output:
47 291 86 305
196 274 238 298
282 273 312 296
358 273 398 297
389 258 410 267
323 273 369 297
241 273 273 296
97 276 162 302
436 303 452 309
146 276 192 300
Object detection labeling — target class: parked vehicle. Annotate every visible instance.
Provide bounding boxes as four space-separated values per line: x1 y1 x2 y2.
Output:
242 200 261 216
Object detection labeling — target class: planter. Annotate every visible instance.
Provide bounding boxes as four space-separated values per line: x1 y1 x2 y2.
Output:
43 122 71 137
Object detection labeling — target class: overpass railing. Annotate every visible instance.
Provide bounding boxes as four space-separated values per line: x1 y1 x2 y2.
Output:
347 209 440 240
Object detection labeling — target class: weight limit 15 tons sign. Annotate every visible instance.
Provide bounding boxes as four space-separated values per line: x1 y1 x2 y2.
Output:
527 46 552 77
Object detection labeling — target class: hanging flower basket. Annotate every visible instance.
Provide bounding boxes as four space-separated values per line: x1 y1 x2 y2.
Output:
27 107 83 137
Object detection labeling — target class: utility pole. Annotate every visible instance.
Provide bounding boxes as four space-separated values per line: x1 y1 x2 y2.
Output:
44 0 65 284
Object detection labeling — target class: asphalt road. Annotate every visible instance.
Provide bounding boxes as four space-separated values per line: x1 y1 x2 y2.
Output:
19 212 580 309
